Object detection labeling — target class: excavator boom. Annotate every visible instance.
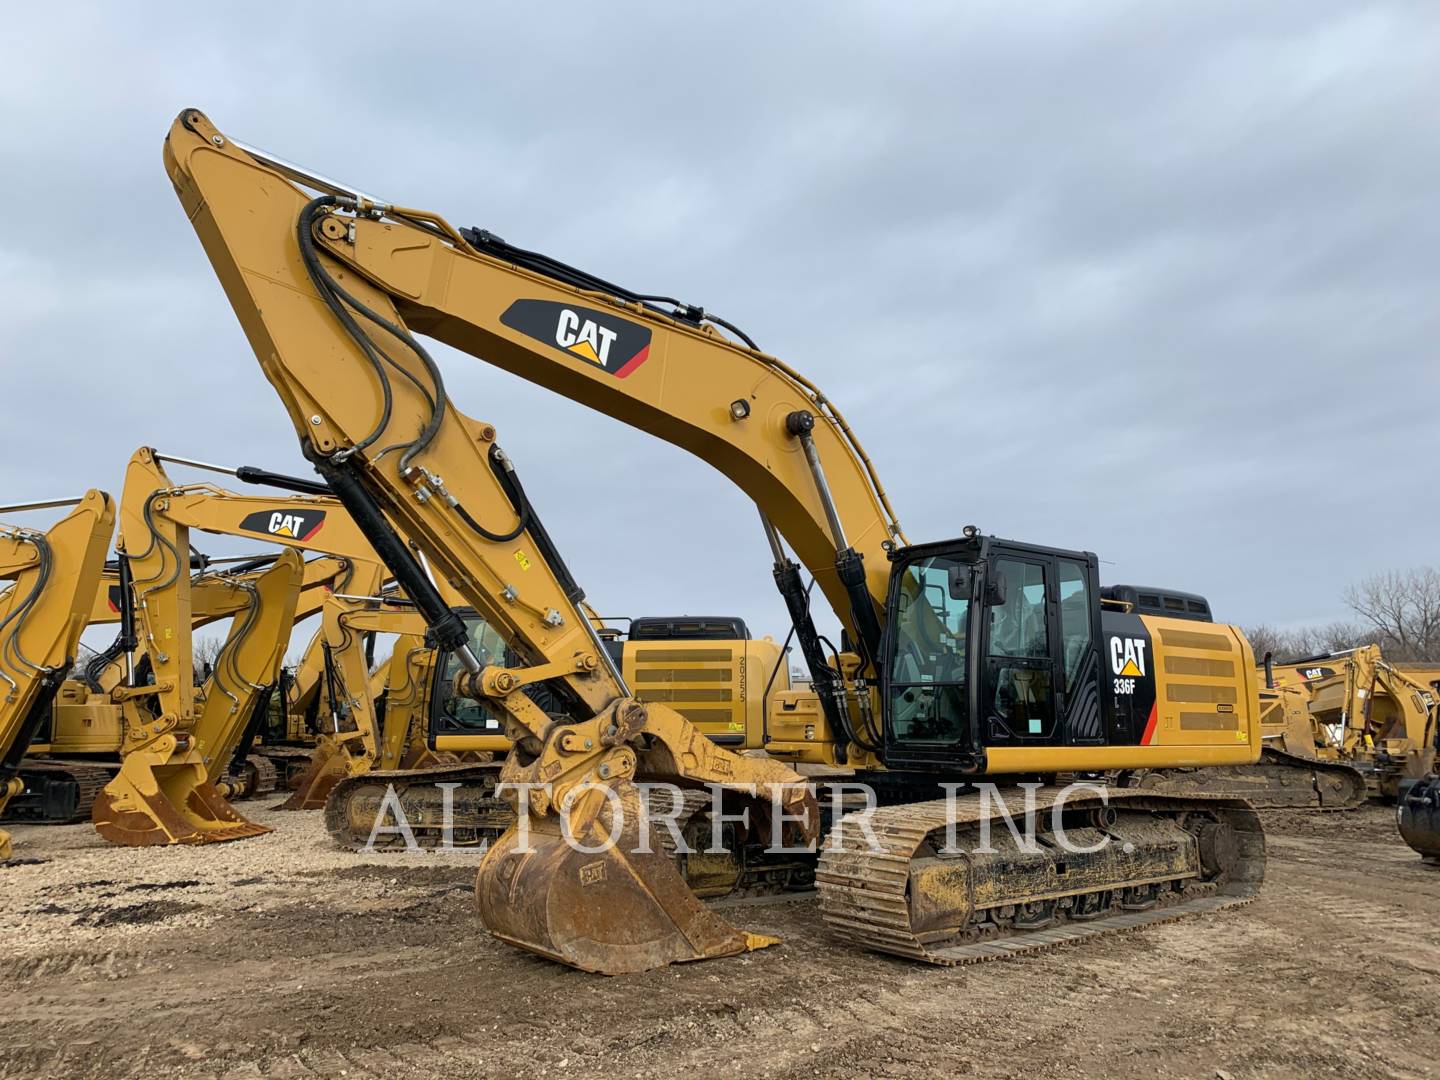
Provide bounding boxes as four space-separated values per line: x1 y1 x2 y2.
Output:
167 110 817 973
0 492 115 860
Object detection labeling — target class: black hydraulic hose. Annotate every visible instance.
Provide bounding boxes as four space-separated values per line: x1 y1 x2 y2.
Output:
298 197 446 471
454 500 528 545
83 553 137 691
0 532 52 677
298 199 527 543
297 198 397 457
225 554 282 576
759 581 814 746
484 446 570 588
459 226 759 349
230 679 277 775
134 492 183 599
817 632 882 751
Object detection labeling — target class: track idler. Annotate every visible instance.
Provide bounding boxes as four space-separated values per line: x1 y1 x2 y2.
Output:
1398 775 1440 864
476 779 777 974
91 749 270 846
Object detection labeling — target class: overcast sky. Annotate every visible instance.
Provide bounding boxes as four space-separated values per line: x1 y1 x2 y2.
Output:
3 2 1437 655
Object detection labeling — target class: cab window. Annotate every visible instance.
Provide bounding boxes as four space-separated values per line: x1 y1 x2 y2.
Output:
987 559 1048 659
889 554 970 743
1058 559 1091 687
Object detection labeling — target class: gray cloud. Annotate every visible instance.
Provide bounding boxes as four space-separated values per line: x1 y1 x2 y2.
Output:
2 0 1437 653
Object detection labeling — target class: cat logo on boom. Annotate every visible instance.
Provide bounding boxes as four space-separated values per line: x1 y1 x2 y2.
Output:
554 309 618 366
1110 636 1148 678
237 508 327 542
499 299 653 379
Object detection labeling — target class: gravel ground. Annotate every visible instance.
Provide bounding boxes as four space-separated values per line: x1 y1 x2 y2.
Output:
2 803 1437 1080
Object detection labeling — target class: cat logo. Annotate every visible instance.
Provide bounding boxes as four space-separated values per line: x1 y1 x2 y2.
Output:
1110 636 1148 677
499 299 653 378
237 508 327 542
555 308 618 365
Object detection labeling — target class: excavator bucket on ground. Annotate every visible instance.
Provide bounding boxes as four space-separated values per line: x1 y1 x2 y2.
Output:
1398 775 1440 864
91 756 270 845
277 736 352 810
475 781 776 974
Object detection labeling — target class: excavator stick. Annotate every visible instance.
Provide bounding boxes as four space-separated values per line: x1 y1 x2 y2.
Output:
0 491 116 861
476 780 778 974
93 551 303 846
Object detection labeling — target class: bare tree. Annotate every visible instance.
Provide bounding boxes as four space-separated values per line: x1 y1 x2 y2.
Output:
1343 567 1440 662
193 635 226 681
1243 621 1369 662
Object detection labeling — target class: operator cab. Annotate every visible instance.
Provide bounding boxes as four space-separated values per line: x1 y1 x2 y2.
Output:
882 534 1120 771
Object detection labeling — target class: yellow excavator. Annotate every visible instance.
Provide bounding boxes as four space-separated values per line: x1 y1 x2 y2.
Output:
0 492 115 861
83 444 401 843
6 547 366 829
166 109 1268 975
1262 645 1436 799
90 537 305 845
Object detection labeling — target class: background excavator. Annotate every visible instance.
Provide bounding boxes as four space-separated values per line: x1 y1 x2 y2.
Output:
0 492 115 861
1262 645 1436 799
84 445 397 843
166 108 1268 975
321 606 797 850
5 546 366 829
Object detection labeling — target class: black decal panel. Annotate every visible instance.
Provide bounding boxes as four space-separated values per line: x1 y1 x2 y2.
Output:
500 300 653 378
1100 611 1158 746
238 508 327 541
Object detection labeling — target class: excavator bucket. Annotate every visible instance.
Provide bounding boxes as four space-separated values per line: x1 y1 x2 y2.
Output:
476 781 775 975
1398 775 1440 864
277 739 350 810
92 754 271 846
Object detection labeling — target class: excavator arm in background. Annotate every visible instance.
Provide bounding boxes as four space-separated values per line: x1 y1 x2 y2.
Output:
5 549 353 828
88 444 345 845
279 587 427 809
0 492 115 861
91 540 304 845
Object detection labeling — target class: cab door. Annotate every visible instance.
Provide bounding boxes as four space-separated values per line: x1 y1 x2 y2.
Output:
981 554 1058 744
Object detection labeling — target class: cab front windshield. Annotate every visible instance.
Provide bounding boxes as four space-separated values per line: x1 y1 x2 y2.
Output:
889 554 971 743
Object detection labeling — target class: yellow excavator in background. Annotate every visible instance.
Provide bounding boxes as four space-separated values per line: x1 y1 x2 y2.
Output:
1263 646 1436 799
6 548 365 828
0 492 115 861
82 445 396 843
320 607 797 849
166 109 1268 975
90 535 305 845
